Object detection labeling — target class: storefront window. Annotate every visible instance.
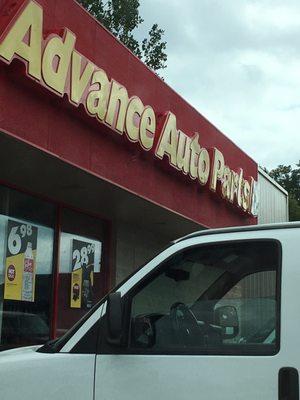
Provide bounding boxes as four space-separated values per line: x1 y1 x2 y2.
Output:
57 209 107 337
0 187 55 350
0 187 109 348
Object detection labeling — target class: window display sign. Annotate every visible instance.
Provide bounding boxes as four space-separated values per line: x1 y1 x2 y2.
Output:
4 220 38 302
70 239 95 309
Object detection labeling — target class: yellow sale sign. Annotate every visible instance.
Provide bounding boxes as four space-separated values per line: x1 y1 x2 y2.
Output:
4 220 38 302
70 268 82 309
70 239 94 309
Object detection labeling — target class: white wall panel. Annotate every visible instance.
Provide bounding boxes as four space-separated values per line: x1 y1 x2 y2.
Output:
258 168 288 224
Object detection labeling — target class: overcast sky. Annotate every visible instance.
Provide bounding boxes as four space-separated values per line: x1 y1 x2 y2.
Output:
137 0 300 170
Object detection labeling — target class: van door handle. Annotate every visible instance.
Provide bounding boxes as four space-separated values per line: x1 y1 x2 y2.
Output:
279 367 299 400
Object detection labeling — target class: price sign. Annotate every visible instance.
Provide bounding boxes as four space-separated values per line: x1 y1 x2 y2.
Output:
70 239 95 309
7 223 33 256
4 219 38 302
72 242 95 271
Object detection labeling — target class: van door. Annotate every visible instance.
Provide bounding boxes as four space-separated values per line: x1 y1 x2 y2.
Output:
95 239 282 400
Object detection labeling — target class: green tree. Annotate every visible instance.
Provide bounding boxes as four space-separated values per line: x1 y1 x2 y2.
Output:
78 0 167 73
288 194 300 221
269 163 300 221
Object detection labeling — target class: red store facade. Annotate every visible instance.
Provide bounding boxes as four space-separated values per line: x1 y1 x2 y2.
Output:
0 0 258 349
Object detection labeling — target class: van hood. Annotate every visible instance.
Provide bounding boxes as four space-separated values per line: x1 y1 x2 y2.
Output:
0 344 95 400
0 344 42 356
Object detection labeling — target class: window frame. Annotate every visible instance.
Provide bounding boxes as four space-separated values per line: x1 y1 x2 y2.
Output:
99 238 282 357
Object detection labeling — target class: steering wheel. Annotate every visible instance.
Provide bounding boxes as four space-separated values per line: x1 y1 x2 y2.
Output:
170 302 204 346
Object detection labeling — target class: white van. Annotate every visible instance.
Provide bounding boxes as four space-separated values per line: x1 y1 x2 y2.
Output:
0 223 298 400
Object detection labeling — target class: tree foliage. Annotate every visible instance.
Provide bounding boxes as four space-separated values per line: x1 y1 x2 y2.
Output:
78 0 167 72
268 163 300 221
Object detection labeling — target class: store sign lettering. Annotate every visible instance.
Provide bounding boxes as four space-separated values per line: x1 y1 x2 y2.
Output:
0 0 258 216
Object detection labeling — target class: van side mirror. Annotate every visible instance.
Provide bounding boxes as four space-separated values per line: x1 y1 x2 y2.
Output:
106 292 124 346
214 305 239 339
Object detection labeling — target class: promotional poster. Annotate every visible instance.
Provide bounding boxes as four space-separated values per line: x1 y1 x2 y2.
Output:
4 219 38 302
70 239 95 309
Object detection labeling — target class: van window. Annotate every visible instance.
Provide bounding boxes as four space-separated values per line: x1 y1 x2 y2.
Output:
128 240 280 355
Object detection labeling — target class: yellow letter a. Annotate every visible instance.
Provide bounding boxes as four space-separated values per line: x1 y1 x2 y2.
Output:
0 1 42 80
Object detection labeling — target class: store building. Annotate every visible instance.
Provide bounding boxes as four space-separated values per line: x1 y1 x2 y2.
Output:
0 0 284 349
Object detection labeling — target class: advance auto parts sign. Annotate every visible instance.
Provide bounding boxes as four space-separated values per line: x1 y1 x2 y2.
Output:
4 220 38 302
0 0 259 216
70 239 95 310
